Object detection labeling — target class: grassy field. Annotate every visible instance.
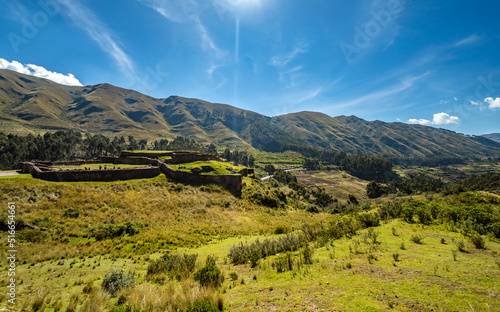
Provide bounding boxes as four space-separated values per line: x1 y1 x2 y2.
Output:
394 162 500 183
169 161 247 176
295 170 369 202
50 163 149 170
1 172 499 311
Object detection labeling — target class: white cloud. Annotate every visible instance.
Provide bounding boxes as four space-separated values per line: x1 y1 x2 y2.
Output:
452 34 482 48
408 112 459 126
484 97 500 109
0 58 82 86
56 0 136 78
433 112 459 124
408 118 431 125
270 42 308 68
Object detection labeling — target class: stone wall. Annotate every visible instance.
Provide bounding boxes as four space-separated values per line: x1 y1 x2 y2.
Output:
160 163 242 194
21 162 161 182
98 156 160 166
119 151 173 158
164 152 220 164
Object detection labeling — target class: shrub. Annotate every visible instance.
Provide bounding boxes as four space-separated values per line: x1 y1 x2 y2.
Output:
455 240 466 252
17 229 50 243
367 254 376 264
64 208 80 218
101 269 135 296
91 222 143 240
348 194 359 205
185 301 220 312
356 213 380 228
400 242 406 250
302 244 314 265
229 272 238 281
147 253 198 280
274 224 289 234
193 256 224 288
470 232 486 249
410 235 423 244
392 253 400 262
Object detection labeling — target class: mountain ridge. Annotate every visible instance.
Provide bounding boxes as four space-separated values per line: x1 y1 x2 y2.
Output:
1 68 500 162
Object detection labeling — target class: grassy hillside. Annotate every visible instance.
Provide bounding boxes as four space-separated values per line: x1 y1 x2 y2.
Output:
0 172 499 311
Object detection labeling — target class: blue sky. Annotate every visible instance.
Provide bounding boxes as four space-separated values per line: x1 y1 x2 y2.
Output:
1 0 500 135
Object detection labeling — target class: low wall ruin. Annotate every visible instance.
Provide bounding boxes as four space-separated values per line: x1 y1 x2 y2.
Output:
21 162 161 182
160 163 242 195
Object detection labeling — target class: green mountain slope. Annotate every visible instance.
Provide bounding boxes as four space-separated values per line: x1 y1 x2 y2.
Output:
1 69 499 162
272 112 500 161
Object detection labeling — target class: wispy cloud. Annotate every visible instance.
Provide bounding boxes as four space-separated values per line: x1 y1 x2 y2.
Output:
138 0 226 79
452 34 482 48
270 42 309 87
270 42 308 67
56 0 135 78
329 72 431 110
0 58 82 86
408 112 459 125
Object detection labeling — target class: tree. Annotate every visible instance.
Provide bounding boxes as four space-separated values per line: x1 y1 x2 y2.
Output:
264 164 276 174
223 148 231 161
248 154 255 168
366 181 388 198
303 158 320 170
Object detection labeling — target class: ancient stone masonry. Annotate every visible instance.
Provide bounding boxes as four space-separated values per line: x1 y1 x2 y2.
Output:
21 162 161 182
20 152 245 193
159 163 242 195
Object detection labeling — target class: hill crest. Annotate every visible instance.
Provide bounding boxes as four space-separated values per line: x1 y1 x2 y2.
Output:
1 68 499 162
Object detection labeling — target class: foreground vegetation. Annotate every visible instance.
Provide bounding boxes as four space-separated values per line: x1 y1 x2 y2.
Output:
1 170 499 311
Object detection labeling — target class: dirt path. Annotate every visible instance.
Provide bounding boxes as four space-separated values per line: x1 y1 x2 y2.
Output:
0 171 21 177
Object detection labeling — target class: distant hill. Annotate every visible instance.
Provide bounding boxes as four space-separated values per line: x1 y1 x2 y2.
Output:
1 68 500 163
482 133 500 143
272 112 500 163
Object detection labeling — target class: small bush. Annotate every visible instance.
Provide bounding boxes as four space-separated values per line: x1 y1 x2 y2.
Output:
274 224 289 234
470 233 486 249
17 229 50 243
193 256 224 288
367 254 376 264
455 240 466 252
410 235 423 244
147 253 198 280
101 269 135 296
64 208 80 218
91 222 143 241
392 253 400 262
302 244 314 265
229 272 238 281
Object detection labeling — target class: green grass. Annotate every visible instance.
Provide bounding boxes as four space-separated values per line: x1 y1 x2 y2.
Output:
2 220 498 311
169 161 247 175
51 163 149 170
1 169 499 311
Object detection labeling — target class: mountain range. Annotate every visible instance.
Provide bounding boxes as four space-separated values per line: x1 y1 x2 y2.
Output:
1 68 500 163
